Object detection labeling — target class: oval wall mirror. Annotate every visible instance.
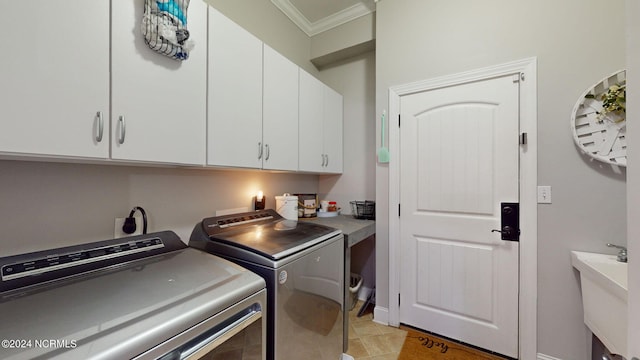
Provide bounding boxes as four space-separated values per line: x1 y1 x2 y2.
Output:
571 69 627 167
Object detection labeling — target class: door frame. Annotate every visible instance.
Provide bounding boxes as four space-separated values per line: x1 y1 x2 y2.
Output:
387 58 537 360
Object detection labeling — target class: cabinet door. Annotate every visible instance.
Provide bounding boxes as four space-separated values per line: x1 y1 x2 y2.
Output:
0 0 109 159
323 86 344 173
298 70 325 172
263 45 299 171
111 0 207 165
208 8 263 168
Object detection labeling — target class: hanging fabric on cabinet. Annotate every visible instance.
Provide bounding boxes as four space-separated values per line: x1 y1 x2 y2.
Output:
142 0 194 61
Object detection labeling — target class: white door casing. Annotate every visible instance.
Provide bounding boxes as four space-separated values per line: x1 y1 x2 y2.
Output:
387 58 538 360
399 74 519 357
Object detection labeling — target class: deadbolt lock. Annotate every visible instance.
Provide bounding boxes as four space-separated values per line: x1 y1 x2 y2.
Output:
491 203 520 241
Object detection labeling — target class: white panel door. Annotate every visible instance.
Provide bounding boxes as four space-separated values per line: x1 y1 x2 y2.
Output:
111 0 207 165
323 86 343 173
263 44 298 171
0 0 109 159
208 8 263 168
298 69 325 172
399 75 520 357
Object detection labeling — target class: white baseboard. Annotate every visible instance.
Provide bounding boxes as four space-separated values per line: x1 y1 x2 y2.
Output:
537 353 563 360
373 305 389 325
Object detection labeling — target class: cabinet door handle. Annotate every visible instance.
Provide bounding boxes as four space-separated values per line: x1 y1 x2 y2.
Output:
321 154 325 166
265 144 270 161
95 111 104 142
258 142 263 159
325 154 329 167
118 115 126 144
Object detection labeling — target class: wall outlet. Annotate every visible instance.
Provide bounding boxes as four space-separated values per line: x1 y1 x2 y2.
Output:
114 216 143 238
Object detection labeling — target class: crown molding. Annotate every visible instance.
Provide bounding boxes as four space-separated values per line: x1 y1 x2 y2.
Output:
271 0 375 36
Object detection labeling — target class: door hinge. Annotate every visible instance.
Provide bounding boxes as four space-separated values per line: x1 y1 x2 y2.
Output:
513 73 525 83
520 132 528 145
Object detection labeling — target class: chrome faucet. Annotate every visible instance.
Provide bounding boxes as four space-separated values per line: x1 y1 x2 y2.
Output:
606 243 628 263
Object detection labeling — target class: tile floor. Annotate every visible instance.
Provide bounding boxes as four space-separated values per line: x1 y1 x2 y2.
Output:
345 301 408 360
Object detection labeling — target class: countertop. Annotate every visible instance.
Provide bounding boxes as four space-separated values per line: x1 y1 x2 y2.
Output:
301 215 375 247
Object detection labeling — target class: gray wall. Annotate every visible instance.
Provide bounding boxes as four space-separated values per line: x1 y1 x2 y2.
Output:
318 51 376 215
375 1 626 359
318 51 377 290
0 160 319 255
311 13 375 61
206 0 318 75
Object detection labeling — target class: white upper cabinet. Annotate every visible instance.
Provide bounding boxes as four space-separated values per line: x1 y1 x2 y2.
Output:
208 8 263 168
207 10 299 171
263 44 299 171
1 1 341 172
0 0 110 159
323 86 344 173
111 0 207 165
299 69 343 173
298 70 325 172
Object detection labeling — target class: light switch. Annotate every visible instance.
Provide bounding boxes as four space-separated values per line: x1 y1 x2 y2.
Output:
537 186 552 204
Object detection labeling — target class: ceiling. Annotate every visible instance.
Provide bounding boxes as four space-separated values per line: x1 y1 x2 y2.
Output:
271 0 376 36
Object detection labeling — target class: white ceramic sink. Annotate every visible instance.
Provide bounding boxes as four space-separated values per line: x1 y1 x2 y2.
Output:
571 251 628 358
